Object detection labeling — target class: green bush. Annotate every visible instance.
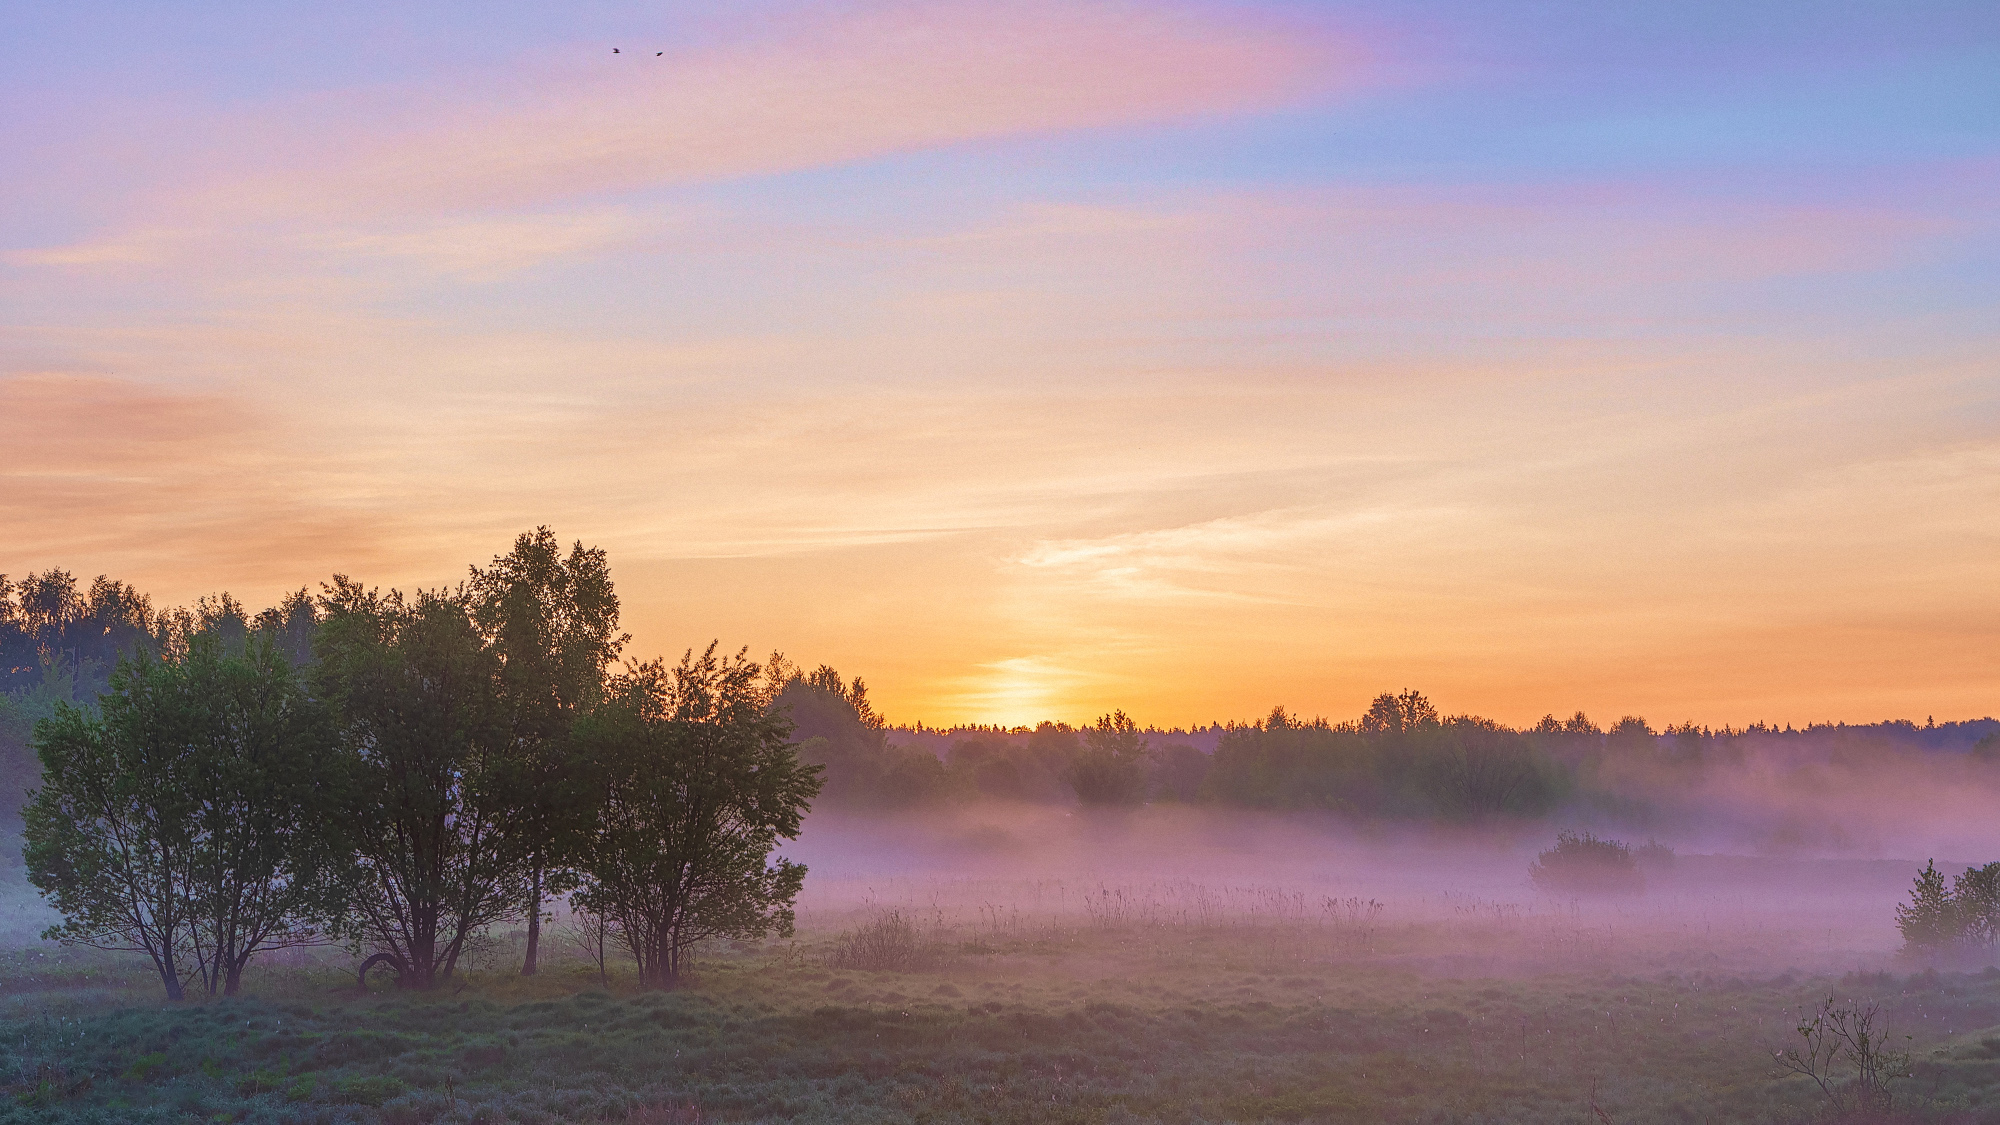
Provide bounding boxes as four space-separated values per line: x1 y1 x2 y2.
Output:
1529 830 1643 895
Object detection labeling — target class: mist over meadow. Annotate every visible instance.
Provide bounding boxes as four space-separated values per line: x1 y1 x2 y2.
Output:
6 554 1995 979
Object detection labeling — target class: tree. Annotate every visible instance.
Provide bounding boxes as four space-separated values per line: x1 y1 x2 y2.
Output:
570 645 821 987
467 528 625 975
1066 711 1148 806
1896 860 1956 953
177 639 350 995
1426 718 1558 819
1202 708 1375 810
24 638 347 998
1954 862 2000 949
314 580 530 989
25 686 198 999
1359 690 1439 738
2 570 154 697
775 663 941 808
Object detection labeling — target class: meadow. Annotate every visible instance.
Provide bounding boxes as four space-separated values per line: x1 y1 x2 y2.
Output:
8 855 2000 1125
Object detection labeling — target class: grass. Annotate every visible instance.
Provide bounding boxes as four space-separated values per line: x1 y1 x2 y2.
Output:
6 925 2000 1123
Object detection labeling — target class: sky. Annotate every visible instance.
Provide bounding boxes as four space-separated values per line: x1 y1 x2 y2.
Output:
2 0 1996 730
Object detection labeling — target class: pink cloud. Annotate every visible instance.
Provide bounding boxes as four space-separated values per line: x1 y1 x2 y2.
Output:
343 1 1356 210
13 0 1357 248
0 374 413 597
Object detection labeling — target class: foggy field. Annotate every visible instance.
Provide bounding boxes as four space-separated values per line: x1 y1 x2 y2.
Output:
7 810 2000 1124
786 807 1932 978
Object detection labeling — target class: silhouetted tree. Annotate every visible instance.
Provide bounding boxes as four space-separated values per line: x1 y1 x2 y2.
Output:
1 570 154 695
1066 711 1148 806
1897 860 1956 954
1562 711 1601 736
252 590 320 666
949 736 1066 800
1427 717 1559 819
776 664 944 807
1359 690 1439 738
569 646 820 987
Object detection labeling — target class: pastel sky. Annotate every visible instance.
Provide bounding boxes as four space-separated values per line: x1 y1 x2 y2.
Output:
3 1 1996 729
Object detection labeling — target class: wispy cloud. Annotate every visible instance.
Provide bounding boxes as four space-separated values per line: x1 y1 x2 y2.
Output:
9 0 1358 273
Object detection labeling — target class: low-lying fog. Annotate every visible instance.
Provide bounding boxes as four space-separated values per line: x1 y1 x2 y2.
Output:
783 803 1984 977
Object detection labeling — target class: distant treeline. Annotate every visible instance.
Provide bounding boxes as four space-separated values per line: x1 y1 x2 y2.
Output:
793 688 2000 820
4 561 1998 831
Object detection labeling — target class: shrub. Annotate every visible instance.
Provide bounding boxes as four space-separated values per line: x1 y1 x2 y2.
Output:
1529 830 1643 895
825 911 939 972
1775 995 1909 1118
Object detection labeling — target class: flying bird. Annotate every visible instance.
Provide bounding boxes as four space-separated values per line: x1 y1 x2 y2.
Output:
656 51 663 56
612 47 620 53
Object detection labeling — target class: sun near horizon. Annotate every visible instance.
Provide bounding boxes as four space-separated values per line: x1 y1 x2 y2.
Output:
3 1 1995 732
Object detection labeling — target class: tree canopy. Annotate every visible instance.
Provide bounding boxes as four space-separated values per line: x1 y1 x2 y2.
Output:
569 646 820 986
25 635 349 997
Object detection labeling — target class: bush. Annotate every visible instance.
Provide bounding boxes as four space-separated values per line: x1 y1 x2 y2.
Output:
1529 830 1643 895
825 911 940 972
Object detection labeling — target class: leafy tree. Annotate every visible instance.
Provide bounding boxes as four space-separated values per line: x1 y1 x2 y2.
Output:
1359 690 1439 737
468 528 625 975
251 590 320 667
24 638 347 998
177 639 350 995
569 646 821 987
24 684 198 999
776 664 943 807
1608 716 1655 738
1425 718 1560 819
1954 862 2000 948
803 663 881 727
1066 711 1148 806
1896 860 1955 953
314 580 529 989
1026 721 1080 763
1 570 154 696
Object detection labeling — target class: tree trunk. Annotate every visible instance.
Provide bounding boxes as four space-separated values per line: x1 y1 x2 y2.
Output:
522 866 542 976
156 949 185 1001
409 928 438 990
